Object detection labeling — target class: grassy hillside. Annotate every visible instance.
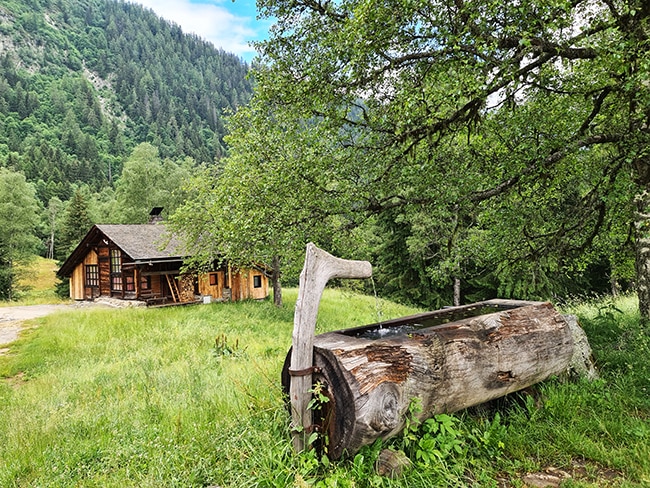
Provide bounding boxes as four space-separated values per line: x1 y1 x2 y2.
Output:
0 291 648 486
10 256 66 305
0 256 66 307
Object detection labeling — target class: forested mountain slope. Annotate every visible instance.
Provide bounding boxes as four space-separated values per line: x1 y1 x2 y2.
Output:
0 0 252 204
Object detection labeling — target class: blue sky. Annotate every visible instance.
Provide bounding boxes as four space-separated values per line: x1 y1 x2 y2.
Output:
131 0 271 62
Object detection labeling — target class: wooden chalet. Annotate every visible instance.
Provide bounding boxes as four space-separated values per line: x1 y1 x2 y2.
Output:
57 223 269 305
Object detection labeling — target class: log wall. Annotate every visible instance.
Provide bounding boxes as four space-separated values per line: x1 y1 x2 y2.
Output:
198 271 225 300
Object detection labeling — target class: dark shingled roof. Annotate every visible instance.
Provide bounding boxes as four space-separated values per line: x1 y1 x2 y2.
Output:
57 223 187 277
95 224 184 260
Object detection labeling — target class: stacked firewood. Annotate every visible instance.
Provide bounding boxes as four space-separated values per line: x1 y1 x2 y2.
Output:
178 275 195 302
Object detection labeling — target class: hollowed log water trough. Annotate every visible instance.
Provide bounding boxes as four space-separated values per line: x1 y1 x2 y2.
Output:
283 244 589 459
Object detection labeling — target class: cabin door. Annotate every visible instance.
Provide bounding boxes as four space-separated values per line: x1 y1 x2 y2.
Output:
123 270 136 298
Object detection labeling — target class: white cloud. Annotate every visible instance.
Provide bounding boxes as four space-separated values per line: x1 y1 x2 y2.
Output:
131 0 260 61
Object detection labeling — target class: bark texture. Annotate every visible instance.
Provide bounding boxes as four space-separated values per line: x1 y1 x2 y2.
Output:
563 314 599 381
272 255 282 307
635 189 650 320
289 243 372 452
284 300 575 459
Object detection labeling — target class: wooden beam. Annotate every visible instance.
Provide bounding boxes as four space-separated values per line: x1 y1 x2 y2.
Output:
166 274 179 303
289 243 372 452
141 270 179 277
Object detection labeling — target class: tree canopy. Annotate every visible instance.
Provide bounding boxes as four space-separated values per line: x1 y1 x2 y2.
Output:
113 143 194 224
0 167 40 299
169 105 372 305
174 0 650 314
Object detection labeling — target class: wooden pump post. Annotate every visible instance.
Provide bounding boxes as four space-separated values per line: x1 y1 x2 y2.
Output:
290 243 372 452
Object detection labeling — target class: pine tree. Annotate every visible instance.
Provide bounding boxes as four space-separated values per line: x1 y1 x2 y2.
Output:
57 188 94 261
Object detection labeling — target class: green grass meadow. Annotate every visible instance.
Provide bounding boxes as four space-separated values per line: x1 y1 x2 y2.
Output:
2 257 67 306
1 290 649 487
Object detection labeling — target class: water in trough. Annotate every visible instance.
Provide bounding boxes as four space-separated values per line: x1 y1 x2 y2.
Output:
344 302 516 339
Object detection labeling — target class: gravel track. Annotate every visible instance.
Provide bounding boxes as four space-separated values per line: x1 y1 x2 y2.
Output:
0 302 116 353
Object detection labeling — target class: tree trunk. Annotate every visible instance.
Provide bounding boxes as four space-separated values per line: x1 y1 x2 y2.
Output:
635 189 650 321
271 254 282 307
283 299 575 459
610 275 620 297
453 276 461 306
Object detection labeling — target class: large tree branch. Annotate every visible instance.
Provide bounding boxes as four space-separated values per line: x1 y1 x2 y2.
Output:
284 0 346 21
469 134 624 203
388 51 555 156
578 87 613 136
518 155 627 260
342 134 626 221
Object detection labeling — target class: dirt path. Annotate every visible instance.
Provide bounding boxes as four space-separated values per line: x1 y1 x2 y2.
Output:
0 302 116 354
0 304 73 351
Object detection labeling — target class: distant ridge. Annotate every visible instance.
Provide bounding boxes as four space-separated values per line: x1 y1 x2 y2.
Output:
0 0 253 203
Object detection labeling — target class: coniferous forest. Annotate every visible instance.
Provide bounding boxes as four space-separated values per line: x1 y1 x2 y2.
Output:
0 0 251 202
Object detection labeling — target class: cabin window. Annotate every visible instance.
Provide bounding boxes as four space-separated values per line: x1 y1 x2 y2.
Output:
110 249 121 273
112 275 122 291
110 249 122 291
209 273 218 286
141 275 151 290
253 275 262 288
125 275 135 292
85 265 99 287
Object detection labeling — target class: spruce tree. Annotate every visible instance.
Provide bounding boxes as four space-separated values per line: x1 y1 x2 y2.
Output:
57 188 95 261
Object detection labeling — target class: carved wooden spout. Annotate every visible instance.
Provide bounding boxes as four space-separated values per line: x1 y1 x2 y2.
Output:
289 243 372 452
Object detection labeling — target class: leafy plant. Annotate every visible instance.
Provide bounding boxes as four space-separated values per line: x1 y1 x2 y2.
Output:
417 414 465 463
212 333 246 358
305 381 331 461
400 399 465 465
467 412 507 459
